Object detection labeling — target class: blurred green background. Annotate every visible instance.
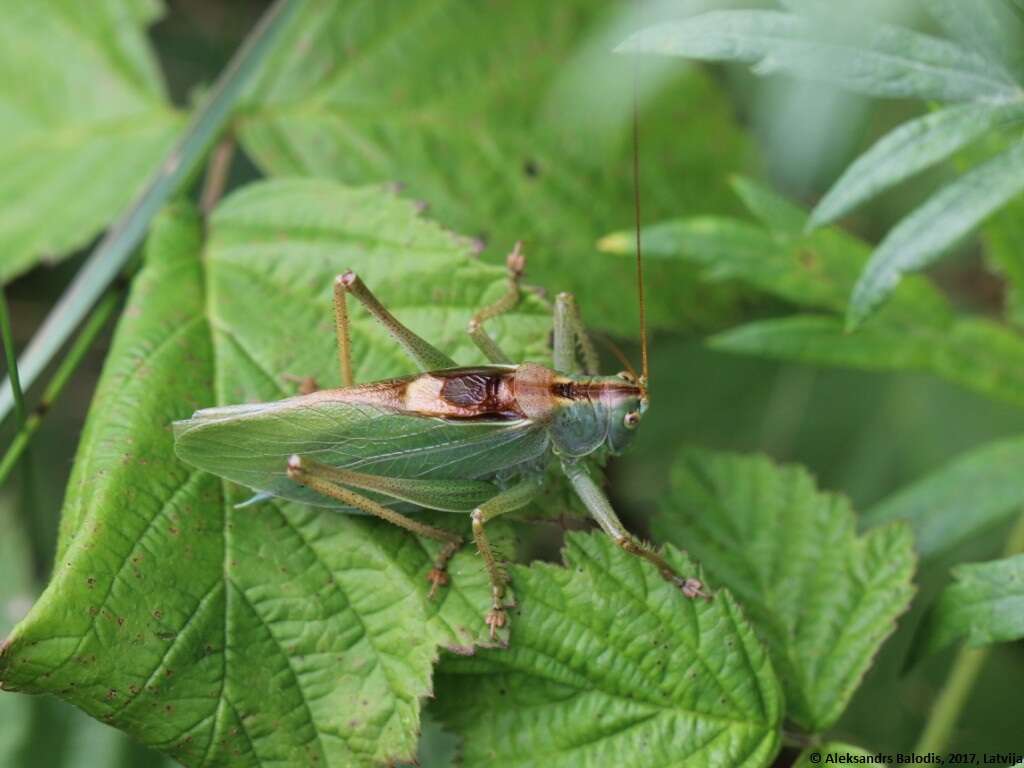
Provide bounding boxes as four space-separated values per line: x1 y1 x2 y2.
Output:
2 1 1022 766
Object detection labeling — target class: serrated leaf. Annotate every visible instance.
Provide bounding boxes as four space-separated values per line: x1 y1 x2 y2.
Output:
0 0 180 283
235 0 753 333
922 0 1024 83
433 532 782 768
863 437 1024 558
710 315 1024 410
653 449 916 732
848 139 1024 329
794 743 881 767
617 11 1020 102
911 553 1024 661
809 103 1024 229
1 180 552 767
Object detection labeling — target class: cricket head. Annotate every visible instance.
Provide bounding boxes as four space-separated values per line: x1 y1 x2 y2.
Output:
602 370 648 456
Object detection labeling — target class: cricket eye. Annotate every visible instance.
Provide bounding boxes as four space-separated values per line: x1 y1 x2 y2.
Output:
623 411 640 429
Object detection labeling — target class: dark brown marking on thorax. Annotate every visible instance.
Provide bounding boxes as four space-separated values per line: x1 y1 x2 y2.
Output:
437 369 522 419
550 380 639 402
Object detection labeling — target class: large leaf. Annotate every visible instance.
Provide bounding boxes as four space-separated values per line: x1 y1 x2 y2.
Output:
234 0 753 333
0 180 553 767
847 139 1024 328
0 0 180 283
653 449 915 732
911 553 1024 660
616 10 1020 102
809 103 1024 229
863 437 1024 558
433 532 783 768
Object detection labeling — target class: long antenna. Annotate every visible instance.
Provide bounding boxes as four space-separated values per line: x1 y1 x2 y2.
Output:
631 60 649 389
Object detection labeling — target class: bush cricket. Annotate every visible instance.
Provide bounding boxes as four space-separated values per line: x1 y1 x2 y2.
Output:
173 239 708 640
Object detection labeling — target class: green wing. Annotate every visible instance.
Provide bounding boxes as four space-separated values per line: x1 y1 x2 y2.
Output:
173 393 549 512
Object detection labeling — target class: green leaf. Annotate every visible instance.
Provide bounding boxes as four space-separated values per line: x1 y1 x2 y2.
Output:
809 103 1024 229
794 743 882 767
922 0 1024 83
0 180 552 767
653 449 916 732
235 0 753 333
433 532 783 768
848 139 1024 329
602 194 951 325
0 0 180 283
711 315 1024 410
863 437 1024 558
616 11 1020 102
729 175 808 234
984 193 1024 328
912 553 1024 660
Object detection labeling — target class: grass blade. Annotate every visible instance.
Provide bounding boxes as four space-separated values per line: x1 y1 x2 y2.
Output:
847 139 1024 328
0 289 26 425
809 102 1024 229
0 289 121 488
617 11 1021 102
0 0 301 427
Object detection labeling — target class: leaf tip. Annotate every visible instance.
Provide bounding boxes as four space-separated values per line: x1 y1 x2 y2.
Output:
597 231 632 254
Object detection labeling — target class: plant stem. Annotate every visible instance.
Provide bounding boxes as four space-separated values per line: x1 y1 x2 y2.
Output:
200 134 237 216
0 288 26 425
914 646 990 754
0 290 121 488
914 511 1024 753
0 0 300 426
3 289 47 578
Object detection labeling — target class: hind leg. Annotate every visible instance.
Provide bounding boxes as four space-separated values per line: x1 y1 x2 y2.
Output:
286 455 463 596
